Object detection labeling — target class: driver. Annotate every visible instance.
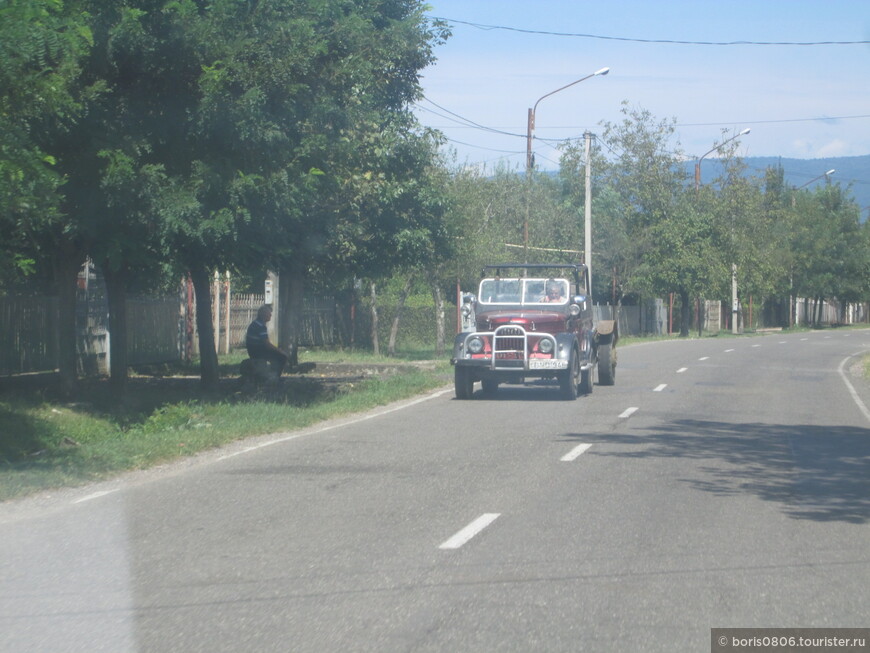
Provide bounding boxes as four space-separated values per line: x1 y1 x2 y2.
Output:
541 279 565 303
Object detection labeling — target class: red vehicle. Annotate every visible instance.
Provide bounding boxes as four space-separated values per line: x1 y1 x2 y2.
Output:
451 263 617 399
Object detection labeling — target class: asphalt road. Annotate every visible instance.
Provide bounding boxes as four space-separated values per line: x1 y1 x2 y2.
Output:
3 330 870 652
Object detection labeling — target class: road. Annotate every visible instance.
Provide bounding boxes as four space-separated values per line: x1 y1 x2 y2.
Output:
2 330 870 652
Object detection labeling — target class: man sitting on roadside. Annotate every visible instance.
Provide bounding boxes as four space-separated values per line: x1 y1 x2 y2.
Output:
245 304 289 378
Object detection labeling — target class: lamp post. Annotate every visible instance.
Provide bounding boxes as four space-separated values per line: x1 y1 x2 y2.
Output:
694 127 751 192
693 127 751 334
796 169 835 190
524 67 609 261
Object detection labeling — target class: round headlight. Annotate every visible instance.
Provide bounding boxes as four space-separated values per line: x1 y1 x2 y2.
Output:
467 336 484 354
539 338 554 354
569 304 581 316
461 303 472 317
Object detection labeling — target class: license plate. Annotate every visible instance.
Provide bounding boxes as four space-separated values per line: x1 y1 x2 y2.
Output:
528 359 568 370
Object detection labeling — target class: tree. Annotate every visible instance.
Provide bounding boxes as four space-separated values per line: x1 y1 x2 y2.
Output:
10 0 449 391
0 0 96 393
598 104 707 335
193 1 450 358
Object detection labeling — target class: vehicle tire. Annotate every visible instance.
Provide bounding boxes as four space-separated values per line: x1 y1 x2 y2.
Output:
580 365 594 395
481 378 499 396
454 366 474 399
598 343 616 386
559 350 580 400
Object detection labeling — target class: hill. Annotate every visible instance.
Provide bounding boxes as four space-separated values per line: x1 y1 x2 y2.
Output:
693 154 870 217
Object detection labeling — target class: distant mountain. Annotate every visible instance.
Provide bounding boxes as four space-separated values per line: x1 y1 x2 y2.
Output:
691 154 870 217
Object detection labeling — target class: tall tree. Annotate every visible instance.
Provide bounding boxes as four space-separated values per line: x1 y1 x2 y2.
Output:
598 104 706 334
1 0 94 392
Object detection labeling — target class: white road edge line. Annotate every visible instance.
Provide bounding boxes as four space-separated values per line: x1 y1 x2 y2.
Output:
439 513 501 550
838 353 870 425
699 356 709 361
653 384 667 392
73 489 118 504
677 367 688 373
217 387 454 461
561 443 592 462
619 407 639 419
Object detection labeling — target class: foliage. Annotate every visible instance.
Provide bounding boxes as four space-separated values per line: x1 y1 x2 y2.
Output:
0 0 93 286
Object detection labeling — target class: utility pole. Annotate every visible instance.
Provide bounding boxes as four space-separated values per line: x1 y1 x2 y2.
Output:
584 131 593 296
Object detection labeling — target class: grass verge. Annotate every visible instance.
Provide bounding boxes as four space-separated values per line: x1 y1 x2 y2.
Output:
0 351 451 502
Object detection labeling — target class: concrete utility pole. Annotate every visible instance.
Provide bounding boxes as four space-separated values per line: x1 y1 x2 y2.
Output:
694 128 751 334
584 131 593 294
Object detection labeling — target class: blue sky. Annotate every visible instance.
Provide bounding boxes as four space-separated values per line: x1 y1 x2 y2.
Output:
415 1 870 172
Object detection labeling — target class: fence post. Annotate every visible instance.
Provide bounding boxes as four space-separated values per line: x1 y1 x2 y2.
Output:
224 271 231 354
212 271 220 353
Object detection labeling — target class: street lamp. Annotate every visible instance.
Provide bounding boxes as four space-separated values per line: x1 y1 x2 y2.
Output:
694 127 751 192
524 67 609 261
796 169 835 189
693 127 751 334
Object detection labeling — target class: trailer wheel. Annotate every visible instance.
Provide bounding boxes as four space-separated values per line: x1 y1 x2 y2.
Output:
598 343 616 386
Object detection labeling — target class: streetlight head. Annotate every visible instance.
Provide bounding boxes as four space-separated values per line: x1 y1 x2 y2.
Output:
739 128 751 135
825 169 836 176
594 67 610 76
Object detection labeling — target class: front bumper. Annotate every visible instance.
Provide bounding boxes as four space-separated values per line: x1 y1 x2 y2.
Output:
452 325 569 373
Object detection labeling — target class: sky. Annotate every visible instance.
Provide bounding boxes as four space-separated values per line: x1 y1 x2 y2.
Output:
414 1 870 173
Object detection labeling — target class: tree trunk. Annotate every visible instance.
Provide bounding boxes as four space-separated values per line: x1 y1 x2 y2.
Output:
679 289 691 337
103 263 129 394
429 270 446 356
277 263 303 369
53 243 82 397
369 282 380 356
388 274 414 357
189 265 220 392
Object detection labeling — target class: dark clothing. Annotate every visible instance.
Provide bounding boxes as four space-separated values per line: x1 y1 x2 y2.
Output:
246 318 287 376
246 319 270 357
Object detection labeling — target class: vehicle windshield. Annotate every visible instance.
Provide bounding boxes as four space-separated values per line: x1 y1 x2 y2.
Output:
478 277 569 306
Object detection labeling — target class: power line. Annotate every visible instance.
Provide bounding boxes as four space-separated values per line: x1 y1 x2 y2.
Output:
430 16 870 47
678 114 870 128
418 97 525 138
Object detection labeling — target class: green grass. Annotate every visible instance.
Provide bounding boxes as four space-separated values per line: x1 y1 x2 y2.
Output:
0 351 451 501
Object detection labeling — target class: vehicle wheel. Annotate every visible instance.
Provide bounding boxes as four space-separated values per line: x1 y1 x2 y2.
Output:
481 378 499 396
559 351 580 400
580 366 594 395
598 343 616 386
454 367 474 399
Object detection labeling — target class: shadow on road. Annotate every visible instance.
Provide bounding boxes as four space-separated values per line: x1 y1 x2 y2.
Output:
564 419 870 524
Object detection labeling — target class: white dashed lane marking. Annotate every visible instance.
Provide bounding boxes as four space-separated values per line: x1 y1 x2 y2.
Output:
561 443 592 462
439 513 501 550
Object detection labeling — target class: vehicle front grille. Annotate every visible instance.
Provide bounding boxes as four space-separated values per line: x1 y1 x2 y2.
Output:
494 326 525 356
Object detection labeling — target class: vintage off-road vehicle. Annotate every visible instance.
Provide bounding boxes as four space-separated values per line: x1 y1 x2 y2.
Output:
451 263 617 399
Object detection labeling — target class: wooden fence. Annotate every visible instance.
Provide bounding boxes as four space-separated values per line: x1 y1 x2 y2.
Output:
3 290 868 376
0 296 59 375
